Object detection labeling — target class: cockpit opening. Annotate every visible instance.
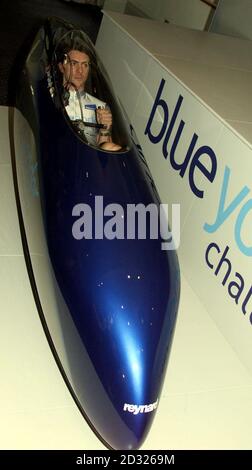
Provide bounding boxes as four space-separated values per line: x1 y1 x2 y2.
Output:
46 24 131 153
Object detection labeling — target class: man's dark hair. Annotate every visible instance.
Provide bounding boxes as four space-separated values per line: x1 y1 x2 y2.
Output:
56 32 96 66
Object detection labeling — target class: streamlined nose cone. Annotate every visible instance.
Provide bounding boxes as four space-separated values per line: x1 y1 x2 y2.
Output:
48 231 179 449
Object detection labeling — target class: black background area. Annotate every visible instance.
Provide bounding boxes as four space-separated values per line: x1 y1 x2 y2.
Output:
0 0 102 105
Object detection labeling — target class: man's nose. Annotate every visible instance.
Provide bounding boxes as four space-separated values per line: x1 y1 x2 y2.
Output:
76 63 83 72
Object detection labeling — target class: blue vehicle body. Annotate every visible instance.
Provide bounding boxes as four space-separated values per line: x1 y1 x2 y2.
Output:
16 17 180 449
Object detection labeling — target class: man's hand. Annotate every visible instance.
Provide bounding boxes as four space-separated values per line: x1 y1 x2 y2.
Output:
96 107 112 130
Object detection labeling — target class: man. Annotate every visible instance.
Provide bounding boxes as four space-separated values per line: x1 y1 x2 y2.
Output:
58 43 121 151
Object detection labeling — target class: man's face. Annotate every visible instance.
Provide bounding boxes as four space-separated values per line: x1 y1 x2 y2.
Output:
59 49 90 91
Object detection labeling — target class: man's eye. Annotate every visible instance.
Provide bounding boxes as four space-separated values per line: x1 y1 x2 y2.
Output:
69 61 89 67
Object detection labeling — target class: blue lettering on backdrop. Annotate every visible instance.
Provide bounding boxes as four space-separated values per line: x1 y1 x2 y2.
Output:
204 167 250 234
235 200 252 256
205 242 252 324
144 78 252 326
145 79 169 144
145 78 217 199
145 78 252 257
204 166 252 257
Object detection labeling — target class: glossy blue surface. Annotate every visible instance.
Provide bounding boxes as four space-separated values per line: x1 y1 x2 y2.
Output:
17 18 180 449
